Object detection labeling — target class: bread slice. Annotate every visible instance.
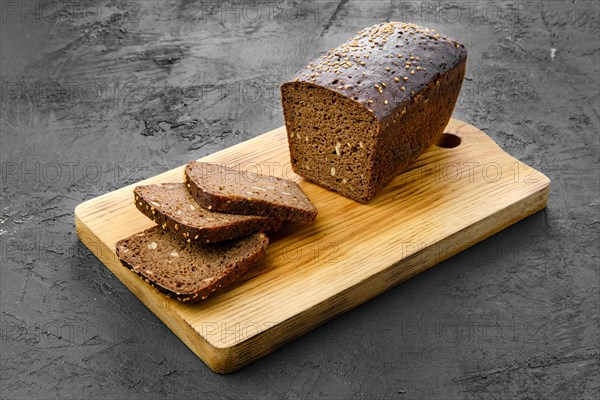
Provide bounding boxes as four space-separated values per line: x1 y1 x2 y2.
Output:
184 161 318 224
115 227 269 302
134 183 282 243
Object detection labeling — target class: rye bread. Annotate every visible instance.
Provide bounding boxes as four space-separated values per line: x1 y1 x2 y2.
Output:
134 183 282 243
115 227 269 302
184 161 317 224
281 22 467 202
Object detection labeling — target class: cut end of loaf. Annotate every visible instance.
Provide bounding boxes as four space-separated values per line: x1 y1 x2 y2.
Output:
281 82 379 202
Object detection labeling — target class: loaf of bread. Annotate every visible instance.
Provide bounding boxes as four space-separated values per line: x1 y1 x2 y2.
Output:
281 22 467 202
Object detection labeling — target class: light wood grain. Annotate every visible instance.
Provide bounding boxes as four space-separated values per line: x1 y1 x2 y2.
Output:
75 119 550 373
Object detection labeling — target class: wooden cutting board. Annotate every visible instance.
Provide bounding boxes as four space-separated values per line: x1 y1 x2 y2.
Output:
75 119 550 373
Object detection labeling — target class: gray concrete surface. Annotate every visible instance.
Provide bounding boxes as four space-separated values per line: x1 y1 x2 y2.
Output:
1 0 598 398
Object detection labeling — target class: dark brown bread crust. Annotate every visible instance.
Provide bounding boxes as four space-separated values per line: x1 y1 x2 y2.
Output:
281 22 467 202
134 183 282 243
115 227 269 303
369 58 466 197
184 161 318 224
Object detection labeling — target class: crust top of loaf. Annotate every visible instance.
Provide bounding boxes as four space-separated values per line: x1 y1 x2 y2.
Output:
285 22 467 120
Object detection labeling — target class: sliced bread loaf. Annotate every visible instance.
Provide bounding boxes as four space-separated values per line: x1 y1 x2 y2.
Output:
134 183 282 243
115 227 269 302
281 22 467 202
184 161 318 224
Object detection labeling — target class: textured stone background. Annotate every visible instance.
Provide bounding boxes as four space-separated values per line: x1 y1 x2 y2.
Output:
1 0 598 398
